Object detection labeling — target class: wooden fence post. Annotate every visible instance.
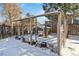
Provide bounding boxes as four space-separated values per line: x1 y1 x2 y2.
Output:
35 18 38 41
57 11 63 56
30 18 32 43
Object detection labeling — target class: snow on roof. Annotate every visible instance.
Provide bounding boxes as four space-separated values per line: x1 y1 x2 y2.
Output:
66 11 73 15
75 17 79 20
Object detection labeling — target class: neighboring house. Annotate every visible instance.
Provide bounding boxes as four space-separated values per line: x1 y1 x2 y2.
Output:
74 17 79 25
68 17 79 35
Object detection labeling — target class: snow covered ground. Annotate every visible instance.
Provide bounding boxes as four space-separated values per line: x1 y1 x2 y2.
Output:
0 33 79 56
0 36 57 56
61 35 79 56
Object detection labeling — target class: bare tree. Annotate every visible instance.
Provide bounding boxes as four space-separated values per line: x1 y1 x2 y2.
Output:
1 3 20 35
2 4 20 22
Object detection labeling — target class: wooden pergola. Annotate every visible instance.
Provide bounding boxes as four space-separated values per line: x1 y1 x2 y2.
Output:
12 11 67 56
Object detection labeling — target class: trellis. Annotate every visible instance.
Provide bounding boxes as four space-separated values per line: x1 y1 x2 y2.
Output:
12 11 67 55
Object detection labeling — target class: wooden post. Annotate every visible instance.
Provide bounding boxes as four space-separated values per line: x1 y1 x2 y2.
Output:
57 11 63 56
47 27 49 37
63 15 68 46
22 27 24 35
63 19 66 40
20 21 23 35
44 21 48 38
35 18 38 41
50 17 53 34
30 18 32 43
11 22 14 36
17 21 21 36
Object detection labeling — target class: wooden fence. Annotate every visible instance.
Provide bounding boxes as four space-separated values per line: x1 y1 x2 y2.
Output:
68 24 79 36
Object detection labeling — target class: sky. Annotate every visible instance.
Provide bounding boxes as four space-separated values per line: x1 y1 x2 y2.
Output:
20 3 48 24
0 3 48 24
20 3 44 15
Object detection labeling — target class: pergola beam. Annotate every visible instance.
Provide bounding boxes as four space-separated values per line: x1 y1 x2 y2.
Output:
12 11 59 22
